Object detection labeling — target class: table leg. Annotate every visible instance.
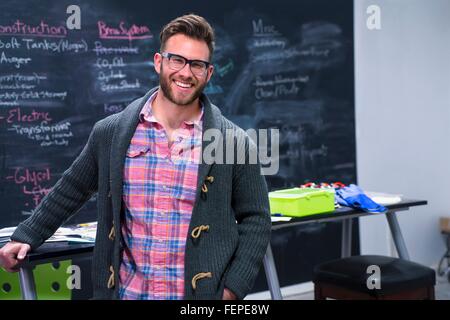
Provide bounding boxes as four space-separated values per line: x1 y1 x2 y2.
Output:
263 244 283 300
385 211 410 260
341 219 353 258
19 266 37 300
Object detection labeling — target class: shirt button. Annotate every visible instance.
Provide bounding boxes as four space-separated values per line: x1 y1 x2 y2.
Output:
162 185 167 190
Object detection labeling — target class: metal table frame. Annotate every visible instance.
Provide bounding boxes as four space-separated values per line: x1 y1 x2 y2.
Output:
11 244 93 300
262 199 426 300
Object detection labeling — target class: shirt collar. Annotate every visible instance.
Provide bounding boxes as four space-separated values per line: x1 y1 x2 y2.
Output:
139 89 204 129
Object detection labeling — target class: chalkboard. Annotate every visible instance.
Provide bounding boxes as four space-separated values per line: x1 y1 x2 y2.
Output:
0 0 356 294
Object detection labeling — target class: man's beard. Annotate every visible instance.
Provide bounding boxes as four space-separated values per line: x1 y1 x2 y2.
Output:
159 68 207 106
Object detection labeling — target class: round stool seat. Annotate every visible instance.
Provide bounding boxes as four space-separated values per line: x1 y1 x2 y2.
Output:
313 255 435 297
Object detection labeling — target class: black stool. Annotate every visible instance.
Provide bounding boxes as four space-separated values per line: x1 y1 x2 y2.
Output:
313 255 436 300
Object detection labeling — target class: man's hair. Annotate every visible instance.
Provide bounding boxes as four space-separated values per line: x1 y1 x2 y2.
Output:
160 14 215 60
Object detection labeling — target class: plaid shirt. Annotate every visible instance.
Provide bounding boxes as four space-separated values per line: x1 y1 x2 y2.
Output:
119 91 203 300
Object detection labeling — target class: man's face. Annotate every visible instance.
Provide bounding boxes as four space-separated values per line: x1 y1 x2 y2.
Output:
154 34 214 106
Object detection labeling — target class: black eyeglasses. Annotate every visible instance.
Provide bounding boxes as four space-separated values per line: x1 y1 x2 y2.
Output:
161 52 211 77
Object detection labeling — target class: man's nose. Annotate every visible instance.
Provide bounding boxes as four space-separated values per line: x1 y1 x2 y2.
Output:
178 62 194 78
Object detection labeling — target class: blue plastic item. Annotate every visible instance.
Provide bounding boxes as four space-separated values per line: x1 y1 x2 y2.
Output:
335 184 387 213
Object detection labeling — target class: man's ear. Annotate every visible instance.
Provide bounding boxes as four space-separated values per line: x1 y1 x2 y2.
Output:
206 65 214 82
154 53 162 75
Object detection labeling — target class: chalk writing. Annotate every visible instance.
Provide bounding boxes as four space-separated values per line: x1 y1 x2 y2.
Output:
0 51 32 68
6 167 51 186
254 75 309 87
100 79 141 92
253 75 308 100
0 83 35 90
255 83 300 99
93 41 139 55
94 56 142 92
0 73 47 84
0 37 21 49
97 69 126 82
250 38 287 49
215 59 234 78
95 57 125 69
8 121 71 135
5 167 53 207
0 73 47 91
0 90 67 103
0 37 88 53
2 107 52 123
252 47 330 62
252 19 281 37
0 20 67 38
22 38 88 53
7 121 74 147
97 21 153 41
104 103 126 114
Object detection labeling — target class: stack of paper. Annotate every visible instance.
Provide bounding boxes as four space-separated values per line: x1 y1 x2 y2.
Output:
0 222 97 244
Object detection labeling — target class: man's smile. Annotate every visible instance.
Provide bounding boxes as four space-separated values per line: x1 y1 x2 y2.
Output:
174 80 194 89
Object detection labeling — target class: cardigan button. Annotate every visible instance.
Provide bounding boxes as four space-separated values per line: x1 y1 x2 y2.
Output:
191 272 212 290
107 266 115 289
108 224 115 241
191 225 210 239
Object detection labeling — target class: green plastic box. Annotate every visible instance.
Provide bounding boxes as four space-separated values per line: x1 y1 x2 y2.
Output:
269 187 335 217
0 260 72 300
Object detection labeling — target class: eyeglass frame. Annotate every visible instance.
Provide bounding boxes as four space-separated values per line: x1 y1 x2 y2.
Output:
160 52 212 76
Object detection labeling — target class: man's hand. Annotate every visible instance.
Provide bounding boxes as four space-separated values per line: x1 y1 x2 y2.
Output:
222 287 237 300
0 241 31 272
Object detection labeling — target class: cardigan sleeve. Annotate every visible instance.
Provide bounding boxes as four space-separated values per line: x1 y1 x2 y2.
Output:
10 123 100 249
225 133 272 299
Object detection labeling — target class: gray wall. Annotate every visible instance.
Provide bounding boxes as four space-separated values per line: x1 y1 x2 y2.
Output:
355 0 450 266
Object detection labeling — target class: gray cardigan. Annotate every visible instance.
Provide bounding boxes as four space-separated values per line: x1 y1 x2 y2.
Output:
11 87 272 300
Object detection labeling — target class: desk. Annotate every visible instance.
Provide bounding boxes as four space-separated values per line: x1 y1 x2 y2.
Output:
2 199 426 300
263 198 427 300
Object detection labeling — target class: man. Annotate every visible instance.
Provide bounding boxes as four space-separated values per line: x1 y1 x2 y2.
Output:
0 14 271 300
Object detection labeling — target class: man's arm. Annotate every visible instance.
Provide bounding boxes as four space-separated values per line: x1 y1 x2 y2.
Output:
9 124 100 249
224 135 272 300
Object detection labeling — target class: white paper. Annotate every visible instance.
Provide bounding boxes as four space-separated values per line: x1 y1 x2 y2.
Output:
271 216 292 222
0 222 97 243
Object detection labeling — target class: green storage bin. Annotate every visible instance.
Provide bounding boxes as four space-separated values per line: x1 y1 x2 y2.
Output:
0 260 72 300
269 187 335 217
